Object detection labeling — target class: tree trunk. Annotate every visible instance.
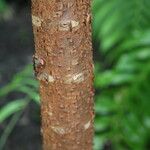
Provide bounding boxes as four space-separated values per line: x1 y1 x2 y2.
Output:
31 0 94 149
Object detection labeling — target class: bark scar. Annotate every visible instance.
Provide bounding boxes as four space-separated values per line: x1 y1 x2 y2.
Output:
32 15 43 27
33 55 45 77
37 73 55 83
59 20 79 31
64 72 84 84
84 120 91 130
51 126 66 135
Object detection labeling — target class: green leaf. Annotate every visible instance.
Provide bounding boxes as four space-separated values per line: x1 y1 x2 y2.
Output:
95 95 117 114
0 99 27 123
17 86 40 104
93 135 105 150
95 116 110 131
95 71 134 88
0 112 22 150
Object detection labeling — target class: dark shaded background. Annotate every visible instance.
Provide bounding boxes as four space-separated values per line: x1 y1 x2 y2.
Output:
0 1 42 150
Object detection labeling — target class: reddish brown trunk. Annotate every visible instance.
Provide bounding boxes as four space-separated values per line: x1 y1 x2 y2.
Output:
31 0 94 149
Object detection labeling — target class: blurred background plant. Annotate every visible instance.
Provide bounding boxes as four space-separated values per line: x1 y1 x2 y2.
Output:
0 65 39 150
0 0 7 12
93 0 150 149
0 0 150 150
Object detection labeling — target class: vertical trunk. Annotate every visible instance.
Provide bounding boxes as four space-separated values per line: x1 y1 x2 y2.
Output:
31 0 94 149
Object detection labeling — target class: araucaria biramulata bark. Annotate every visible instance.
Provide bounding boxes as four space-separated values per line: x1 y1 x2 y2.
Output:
31 0 94 149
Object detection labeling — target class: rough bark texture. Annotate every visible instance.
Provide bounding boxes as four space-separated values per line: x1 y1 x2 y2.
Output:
31 0 94 149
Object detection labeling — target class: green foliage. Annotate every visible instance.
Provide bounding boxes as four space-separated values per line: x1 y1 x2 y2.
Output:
92 0 150 149
0 99 27 123
0 65 39 102
0 65 39 149
0 0 7 12
0 112 23 150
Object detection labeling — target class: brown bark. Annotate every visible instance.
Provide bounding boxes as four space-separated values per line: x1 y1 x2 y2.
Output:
31 0 94 149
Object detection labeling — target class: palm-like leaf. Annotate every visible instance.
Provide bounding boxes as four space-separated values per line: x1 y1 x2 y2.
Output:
93 0 150 149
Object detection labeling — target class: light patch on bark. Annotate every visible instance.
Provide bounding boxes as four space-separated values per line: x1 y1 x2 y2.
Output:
71 59 79 65
47 75 55 83
32 15 43 27
64 72 84 84
84 120 91 130
51 126 66 135
92 64 95 70
70 20 79 28
41 129 43 134
59 20 79 31
48 112 53 116
37 73 55 83
86 14 91 24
